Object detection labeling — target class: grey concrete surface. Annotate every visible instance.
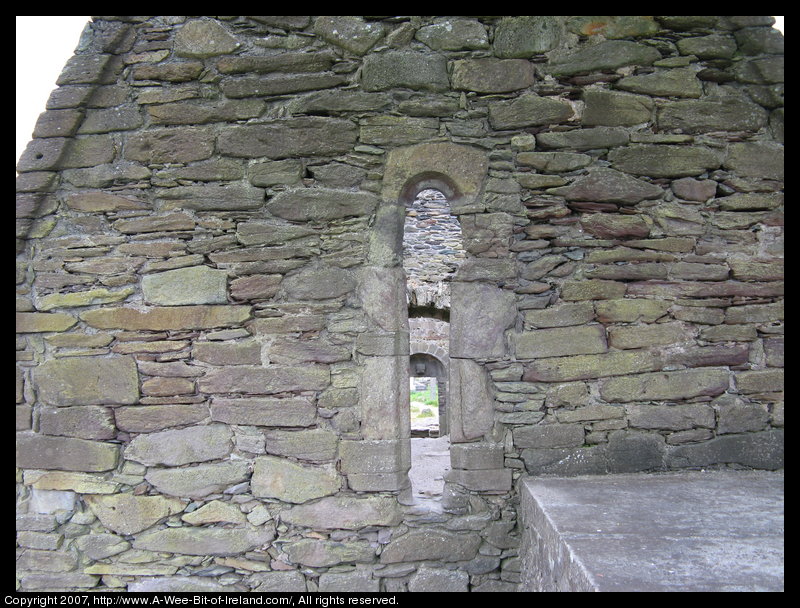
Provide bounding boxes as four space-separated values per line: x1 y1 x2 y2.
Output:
520 470 784 592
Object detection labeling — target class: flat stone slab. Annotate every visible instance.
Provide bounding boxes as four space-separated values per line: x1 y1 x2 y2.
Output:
520 470 784 592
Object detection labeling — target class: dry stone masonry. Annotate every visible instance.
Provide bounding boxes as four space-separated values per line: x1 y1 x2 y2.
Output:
16 16 783 593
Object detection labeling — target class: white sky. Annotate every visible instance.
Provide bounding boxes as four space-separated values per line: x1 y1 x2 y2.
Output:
15 16 786 167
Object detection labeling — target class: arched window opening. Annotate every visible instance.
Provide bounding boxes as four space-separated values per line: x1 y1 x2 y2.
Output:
403 187 464 507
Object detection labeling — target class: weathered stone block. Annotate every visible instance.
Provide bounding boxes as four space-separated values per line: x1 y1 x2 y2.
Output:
561 279 626 301
557 168 662 205
314 16 383 55
452 58 534 93
608 321 693 350
221 73 347 98
145 461 250 499
450 283 516 358
524 350 660 382
450 443 505 470
33 356 139 406
513 424 585 449
408 567 469 592
380 530 482 564
74 533 129 560
16 312 77 333
618 68 703 98
361 51 449 92
263 429 338 463
133 525 274 556
16 434 118 472
735 369 783 394
609 145 721 177
200 365 330 395
125 127 214 163
284 538 375 568
81 305 250 331
85 493 186 535
489 93 573 130
193 340 261 365
39 406 116 440
606 431 666 473
582 89 654 126
132 62 204 82
494 16 562 56
359 357 409 441
600 369 730 402
580 213 652 239
113 212 196 234
449 359 495 443
516 151 592 173
567 16 659 38
360 115 439 146
626 404 715 431
658 96 768 132
281 496 402 530
174 19 239 58
267 188 377 222
714 396 770 434
124 424 233 466
319 568 380 593
515 325 607 359
217 118 357 159
676 34 737 59
251 456 340 503
667 430 783 470
115 404 208 433
248 159 303 187
210 397 316 427
416 19 489 51
547 40 660 76
446 468 513 492
142 266 228 305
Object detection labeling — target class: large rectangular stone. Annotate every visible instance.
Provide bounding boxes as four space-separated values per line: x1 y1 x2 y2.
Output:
199 366 331 394
217 117 357 159
599 369 730 402
523 302 595 328
32 356 139 406
446 468 513 492
449 443 505 470
210 397 316 426
16 312 77 333
124 424 233 466
281 496 403 530
524 351 660 382
513 424 585 449
133 526 275 556
81 305 251 330
143 266 228 305
339 440 410 475
626 404 715 430
125 127 214 163
449 359 495 443
515 325 607 359
450 282 516 359
360 357 409 440
16 434 118 472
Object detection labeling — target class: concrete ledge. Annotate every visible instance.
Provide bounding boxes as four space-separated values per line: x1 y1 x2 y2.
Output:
519 470 784 592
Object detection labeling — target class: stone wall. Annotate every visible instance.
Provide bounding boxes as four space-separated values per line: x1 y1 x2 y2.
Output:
16 16 783 592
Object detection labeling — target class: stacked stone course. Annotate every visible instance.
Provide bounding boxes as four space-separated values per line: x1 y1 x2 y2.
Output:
16 16 783 592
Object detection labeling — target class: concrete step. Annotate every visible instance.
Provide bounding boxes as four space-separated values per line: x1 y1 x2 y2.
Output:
520 470 784 592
